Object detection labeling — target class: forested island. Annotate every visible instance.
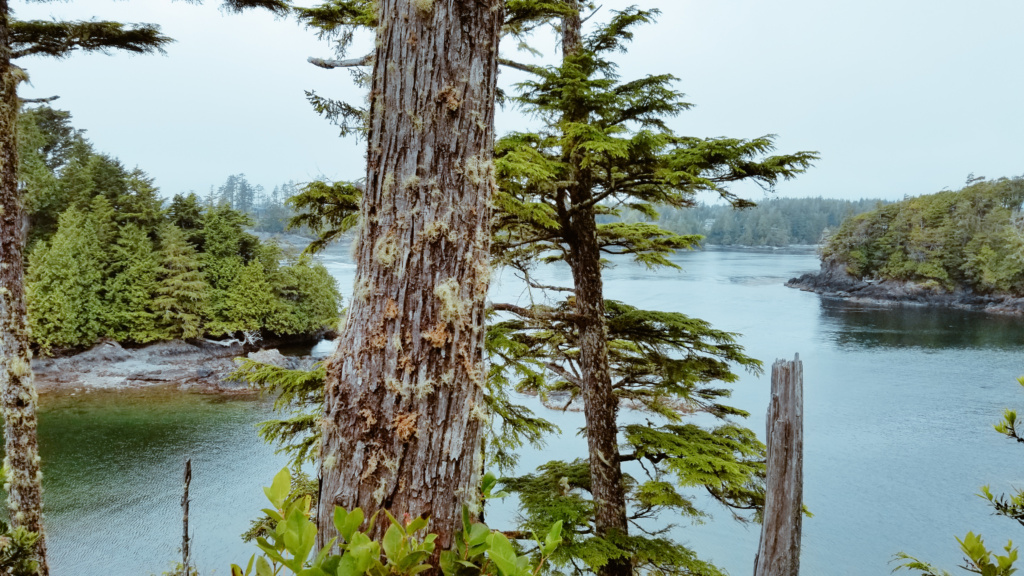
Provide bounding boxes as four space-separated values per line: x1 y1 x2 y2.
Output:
789 175 1024 314
19 106 342 353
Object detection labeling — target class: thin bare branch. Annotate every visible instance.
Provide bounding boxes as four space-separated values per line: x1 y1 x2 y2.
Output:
308 53 372 69
499 57 545 75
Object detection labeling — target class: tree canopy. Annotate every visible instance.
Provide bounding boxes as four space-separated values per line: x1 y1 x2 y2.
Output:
822 176 1024 294
20 107 342 352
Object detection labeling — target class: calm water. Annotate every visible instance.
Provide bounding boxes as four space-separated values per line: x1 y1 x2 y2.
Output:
35 247 1024 575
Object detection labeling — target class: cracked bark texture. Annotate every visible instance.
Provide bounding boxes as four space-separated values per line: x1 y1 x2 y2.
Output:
0 2 49 573
316 0 502 560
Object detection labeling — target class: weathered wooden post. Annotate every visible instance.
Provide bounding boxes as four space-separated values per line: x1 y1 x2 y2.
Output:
753 354 804 576
182 458 192 574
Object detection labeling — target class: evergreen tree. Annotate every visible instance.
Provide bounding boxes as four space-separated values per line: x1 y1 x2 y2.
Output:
104 223 160 343
25 205 108 351
822 176 1024 293
286 180 360 253
264 253 342 337
222 260 277 333
166 192 206 247
490 5 816 575
153 224 208 340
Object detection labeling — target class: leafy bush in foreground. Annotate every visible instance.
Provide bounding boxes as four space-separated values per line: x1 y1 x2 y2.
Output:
232 468 563 576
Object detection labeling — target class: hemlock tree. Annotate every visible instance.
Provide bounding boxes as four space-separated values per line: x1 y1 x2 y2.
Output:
25 202 110 351
311 0 505 559
489 5 816 575
0 2 287 571
105 223 160 343
153 223 208 340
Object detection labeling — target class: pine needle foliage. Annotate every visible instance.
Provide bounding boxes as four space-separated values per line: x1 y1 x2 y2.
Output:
231 359 327 468
282 3 809 572
153 224 208 340
286 180 361 254
10 20 171 59
104 223 161 343
230 350 559 475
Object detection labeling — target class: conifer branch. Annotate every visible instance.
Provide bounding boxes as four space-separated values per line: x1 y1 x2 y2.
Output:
219 0 292 16
11 20 173 59
307 53 372 69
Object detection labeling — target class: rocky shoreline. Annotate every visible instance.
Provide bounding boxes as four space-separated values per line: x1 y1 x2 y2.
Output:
786 258 1024 315
32 337 329 394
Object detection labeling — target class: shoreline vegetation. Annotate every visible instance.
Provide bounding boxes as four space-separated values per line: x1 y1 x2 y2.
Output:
19 107 343 358
788 175 1024 315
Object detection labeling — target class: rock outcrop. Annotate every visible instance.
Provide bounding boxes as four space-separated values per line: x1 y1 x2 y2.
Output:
32 338 327 393
787 257 1024 315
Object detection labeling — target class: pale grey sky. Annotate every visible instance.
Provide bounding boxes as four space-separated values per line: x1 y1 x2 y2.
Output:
14 0 1024 202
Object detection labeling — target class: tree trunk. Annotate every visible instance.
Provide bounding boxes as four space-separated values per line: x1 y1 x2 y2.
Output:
316 0 503 560
562 4 632 575
568 208 631 576
753 355 804 576
0 4 50 574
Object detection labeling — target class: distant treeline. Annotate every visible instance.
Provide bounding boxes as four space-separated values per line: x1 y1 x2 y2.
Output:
202 173 304 235
823 176 1024 294
610 197 885 246
20 106 341 351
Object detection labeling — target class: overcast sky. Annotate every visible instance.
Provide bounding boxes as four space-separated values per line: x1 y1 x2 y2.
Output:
14 0 1024 202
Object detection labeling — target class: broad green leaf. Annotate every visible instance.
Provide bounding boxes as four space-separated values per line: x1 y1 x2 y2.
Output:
336 507 365 543
406 515 429 534
383 524 404 562
255 556 274 576
264 467 291 509
543 520 563 555
397 550 431 572
467 523 490 547
486 532 519 576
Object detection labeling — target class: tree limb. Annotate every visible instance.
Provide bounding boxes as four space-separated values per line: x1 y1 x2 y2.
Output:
499 57 545 75
491 302 579 322
20 95 59 104
308 53 372 69
11 20 172 59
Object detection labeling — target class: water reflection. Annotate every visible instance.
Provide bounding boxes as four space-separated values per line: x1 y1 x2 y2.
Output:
36 388 286 576
819 299 1024 350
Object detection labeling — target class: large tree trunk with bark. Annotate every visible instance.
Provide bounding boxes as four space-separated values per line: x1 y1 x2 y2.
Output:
562 4 632 575
316 0 503 559
0 5 50 574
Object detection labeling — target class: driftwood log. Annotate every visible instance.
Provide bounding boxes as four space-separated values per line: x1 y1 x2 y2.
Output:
753 354 804 576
